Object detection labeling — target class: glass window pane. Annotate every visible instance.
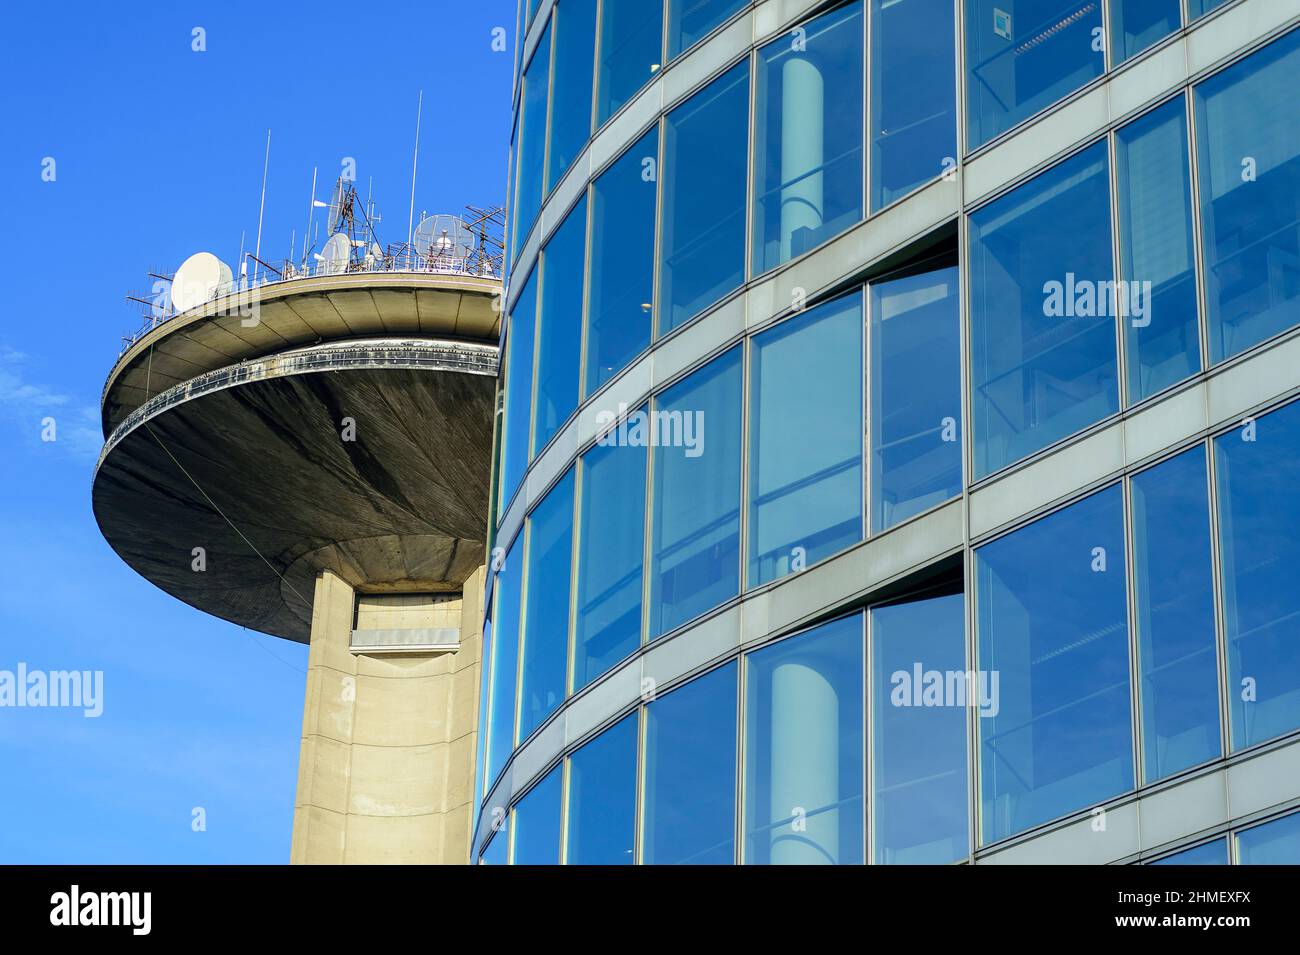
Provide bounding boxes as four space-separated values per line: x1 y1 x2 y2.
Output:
1110 0 1180 64
1237 812 1300 864
479 829 508 865
969 141 1118 478
1215 397 1300 751
585 129 658 394
511 24 553 263
659 61 749 333
511 765 563 864
668 0 747 59
596 0 664 126
547 0 597 194
485 539 524 790
1194 29 1300 363
1188 0 1231 20
870 0 957 210
499 269 539 518
1117 97 1201 403
533 197 587 456
574 427 647 688
965 0 1105 149
745 615 864 865
644 662 738 864
870 262 963 532
519 469 575 740
977 486 1134 844
1150 838 1228 865
473 617 493 810
1131 447 1221 782
650 348 742 637
749 293 863 586
752 2 863 274
872 592 969 864
566 713 638 864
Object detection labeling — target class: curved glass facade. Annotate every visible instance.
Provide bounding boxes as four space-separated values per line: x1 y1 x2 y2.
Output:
481 1 1300 864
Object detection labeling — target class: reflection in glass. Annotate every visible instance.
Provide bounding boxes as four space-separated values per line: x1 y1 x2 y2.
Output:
667 0 747 60
650 347 742 638
870 0 956 209
485 539 524 791
566 713 638 864
870 262 962 531
965 0 1104 149
872 592 969 864
511 24 552 262
659 61 749 333
977 486 1134 843
1194 29 1300 363
969 142 1117 478
1150 838 1228 865
480 829 509 865
1117 97 1201 403
511 765 562 864
752 2 863 274
1131 447 1221 782
644 662 737 864
547 0 597 194
585 129 658 394
1237 812 1300 864
1215 397 1300 751
596 0 664 126
519 469 575 740
1110 0 1180 64
749 292 863 586
533 197 586 456
499 270 538 518
745 615 863 865
573 428 646 688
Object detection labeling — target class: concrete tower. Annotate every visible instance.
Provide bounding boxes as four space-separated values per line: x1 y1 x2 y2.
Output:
93 248 500 864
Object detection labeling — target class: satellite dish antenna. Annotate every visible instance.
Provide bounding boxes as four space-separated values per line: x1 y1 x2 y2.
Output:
325 179 346 234
171 252 233 312
413 214 474 258
315 232 350 275
364 242 383 269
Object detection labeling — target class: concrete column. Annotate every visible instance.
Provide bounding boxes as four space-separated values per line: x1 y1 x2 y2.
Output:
769 660 840 864
780 55 825 261
290 566 485 864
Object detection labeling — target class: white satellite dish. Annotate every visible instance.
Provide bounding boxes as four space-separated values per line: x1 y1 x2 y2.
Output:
363 242 384 269
325 180 346 234
171 252 234 312
413 214 474 258
315 232 351 275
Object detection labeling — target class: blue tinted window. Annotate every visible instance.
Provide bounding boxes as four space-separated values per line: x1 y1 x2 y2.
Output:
749 293 863 586
1131 447 1221 782
1188 0 1231 19
511 24 553 262
547 0 597 194
870 0 956 209
533 197 586 456
1215 398 1300 751
870 263 963 531
745 615 864 865
969 142 1118 478
573 429 646 688
1110 0 1180 64
752 2 863 274
499 269 538 517
644 663 738 864
977 487 1134 843
596 0 664 126
872 592 969 864
650 348 742 637
1117 98 1201 403
1194 29 1300 363
566 713 638 864
485 539 524 790
585 129 658 394
511 765 563 864
480 829 509 865
1238 812 1300 864
668 0 747 59
1150 838 1228 865
519 469 575 740
965 0 1104 149
659 61 749 333
474 618 493 810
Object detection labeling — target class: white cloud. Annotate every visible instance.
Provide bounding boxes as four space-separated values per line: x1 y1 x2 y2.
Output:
0 346 101 459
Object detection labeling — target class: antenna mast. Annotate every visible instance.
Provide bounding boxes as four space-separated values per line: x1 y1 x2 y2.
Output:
407 90 423 250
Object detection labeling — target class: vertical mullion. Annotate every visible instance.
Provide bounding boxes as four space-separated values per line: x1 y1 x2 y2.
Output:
1122 473 1145 791
863 608 873 865
1108 128 1129 412
634 703 648 864
1205 431 1234 758
565 458 583 699
735 649 747 864
1184 87 1213 374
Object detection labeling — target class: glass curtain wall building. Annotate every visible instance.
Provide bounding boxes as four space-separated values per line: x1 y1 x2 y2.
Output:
479 0 1300 864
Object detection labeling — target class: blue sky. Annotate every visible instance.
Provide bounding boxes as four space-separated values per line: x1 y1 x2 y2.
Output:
0 1 514 863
